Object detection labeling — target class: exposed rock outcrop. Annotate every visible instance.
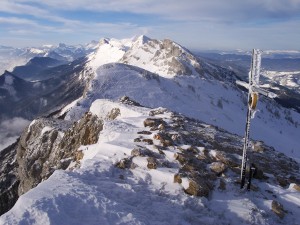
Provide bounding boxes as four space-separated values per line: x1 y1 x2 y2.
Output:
293 183 300 191
271 200 286 219
17 113 103 195
0 141 19 215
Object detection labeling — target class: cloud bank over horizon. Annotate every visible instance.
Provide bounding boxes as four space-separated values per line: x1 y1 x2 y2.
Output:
0 117 30 151
0 0 299 50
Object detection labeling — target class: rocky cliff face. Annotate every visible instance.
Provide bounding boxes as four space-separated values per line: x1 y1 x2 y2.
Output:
0 112 103 215
0 141 19 215
17 113 103 195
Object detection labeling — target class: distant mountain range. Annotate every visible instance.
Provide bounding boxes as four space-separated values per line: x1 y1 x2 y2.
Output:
0 41 98 75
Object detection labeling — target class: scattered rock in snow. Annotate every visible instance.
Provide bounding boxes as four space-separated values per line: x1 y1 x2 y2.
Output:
142 138 153 145
210 162 227 175
115 157 137 170
215 151 239 167
149 107 168 116
131 146 158 158
171 133 182 143
137 131 152 135
276 176 289 187
158 123 166 131
106 108 120 120
75 150 84 162
292 183 300 192
184 178 212 197
271 200 286 219
134 137 142 142
119 96 142 106
153 132 173 147
147 157 158 169
253 141 265 152
143 118 166 130
174 147 215 197
153 145 166 155
174 174 182 184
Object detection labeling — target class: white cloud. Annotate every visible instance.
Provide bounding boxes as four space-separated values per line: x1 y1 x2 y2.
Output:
0 117 30 151
0 0 299 49
0 17 38 26
9 0 300 23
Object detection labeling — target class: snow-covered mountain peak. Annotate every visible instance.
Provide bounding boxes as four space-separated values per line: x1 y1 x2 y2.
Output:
58 43 67 48
132 35 151 46
22 48 46 56
41 44 54 49
119 37 203 78
87 38 128 71
98 38 109 46
85 35 204 78
84 40 99 51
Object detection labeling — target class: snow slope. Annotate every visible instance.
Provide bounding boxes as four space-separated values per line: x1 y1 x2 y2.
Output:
1 99 299 225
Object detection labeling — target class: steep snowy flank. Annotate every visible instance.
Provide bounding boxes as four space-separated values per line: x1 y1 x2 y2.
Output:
1 99 299 225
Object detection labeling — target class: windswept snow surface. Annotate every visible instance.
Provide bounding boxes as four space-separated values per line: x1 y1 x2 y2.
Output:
1 100 299 225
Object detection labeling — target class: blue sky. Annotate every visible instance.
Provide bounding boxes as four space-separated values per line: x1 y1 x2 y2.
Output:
0 0 300 50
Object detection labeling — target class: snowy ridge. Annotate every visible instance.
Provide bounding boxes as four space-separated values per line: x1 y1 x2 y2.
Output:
65 62 300 162
1 99 299 225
